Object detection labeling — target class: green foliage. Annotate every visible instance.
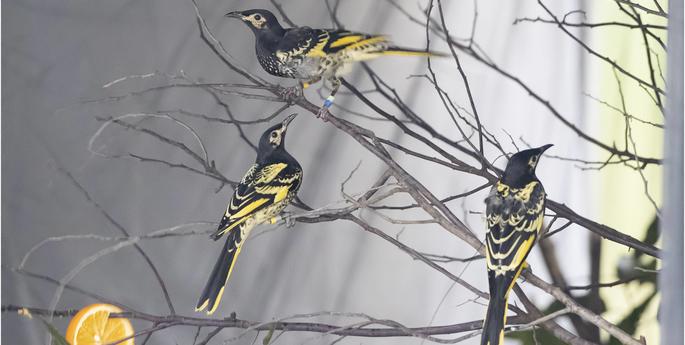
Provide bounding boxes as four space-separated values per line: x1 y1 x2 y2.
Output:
607 216 659 345
37 317 70 345
607 291 658 345
506 216 659 344
263 324 276 345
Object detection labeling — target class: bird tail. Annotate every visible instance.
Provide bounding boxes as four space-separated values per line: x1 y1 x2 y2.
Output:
196 228 244 315
382 46 448 57
480 269 520 345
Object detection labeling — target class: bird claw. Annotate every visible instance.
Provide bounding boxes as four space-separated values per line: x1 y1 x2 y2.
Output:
280 212 297 228
286 217 296 228
314 94 335 121
520 262 532 282
316 107 331 122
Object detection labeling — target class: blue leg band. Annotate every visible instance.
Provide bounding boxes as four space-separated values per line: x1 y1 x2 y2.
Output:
323 95 335 108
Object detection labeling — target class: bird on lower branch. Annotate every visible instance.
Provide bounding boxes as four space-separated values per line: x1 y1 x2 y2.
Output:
196 113 303 315
481 144 553 345
225 9 444 121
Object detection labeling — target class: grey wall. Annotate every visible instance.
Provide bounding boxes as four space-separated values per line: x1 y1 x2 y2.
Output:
3 1 593 344
660 0 683 343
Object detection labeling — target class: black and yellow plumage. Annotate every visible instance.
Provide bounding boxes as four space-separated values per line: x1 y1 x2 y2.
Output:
481 144 552 345
196 114 303 315
226 9 443 120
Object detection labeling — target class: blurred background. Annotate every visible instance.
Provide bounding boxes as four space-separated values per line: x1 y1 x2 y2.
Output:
2 0 668 344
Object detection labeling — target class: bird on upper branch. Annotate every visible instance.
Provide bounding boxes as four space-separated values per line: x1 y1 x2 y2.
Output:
225 9 443 121
196 113 303 315
480 144 553 345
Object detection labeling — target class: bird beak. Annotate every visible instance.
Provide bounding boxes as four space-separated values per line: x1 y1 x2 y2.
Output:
281 113 297 131
224 11 243 19
537 144 554 153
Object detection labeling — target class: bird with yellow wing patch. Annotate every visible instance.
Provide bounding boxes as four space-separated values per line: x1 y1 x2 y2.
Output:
196 114 302 315
225 9 445 120
481 144 552 345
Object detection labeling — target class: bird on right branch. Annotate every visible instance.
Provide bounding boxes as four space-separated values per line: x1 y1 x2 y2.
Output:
225 9 444 121
481 144 553 345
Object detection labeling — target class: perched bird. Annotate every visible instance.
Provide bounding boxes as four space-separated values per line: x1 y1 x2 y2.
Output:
480 144 553 345
196 114 303 315
225 9 441 120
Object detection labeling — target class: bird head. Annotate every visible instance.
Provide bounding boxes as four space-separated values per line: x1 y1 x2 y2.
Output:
225 9 282 33
502 144 553 185
258 113 297 155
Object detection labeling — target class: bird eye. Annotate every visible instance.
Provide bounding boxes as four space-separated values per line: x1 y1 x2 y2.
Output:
270 131 278 138
254 14 262 20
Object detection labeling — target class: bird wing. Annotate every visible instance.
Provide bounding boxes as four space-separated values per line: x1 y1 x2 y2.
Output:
277 28 389 59
315 29 389 54
276 26 324 60
211 162 302 240
484 180 546 278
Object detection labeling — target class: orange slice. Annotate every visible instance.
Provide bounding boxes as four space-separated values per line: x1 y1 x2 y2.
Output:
65 303 134 345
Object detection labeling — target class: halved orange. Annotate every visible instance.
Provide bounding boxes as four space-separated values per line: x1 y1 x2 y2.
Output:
65 303 134 345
